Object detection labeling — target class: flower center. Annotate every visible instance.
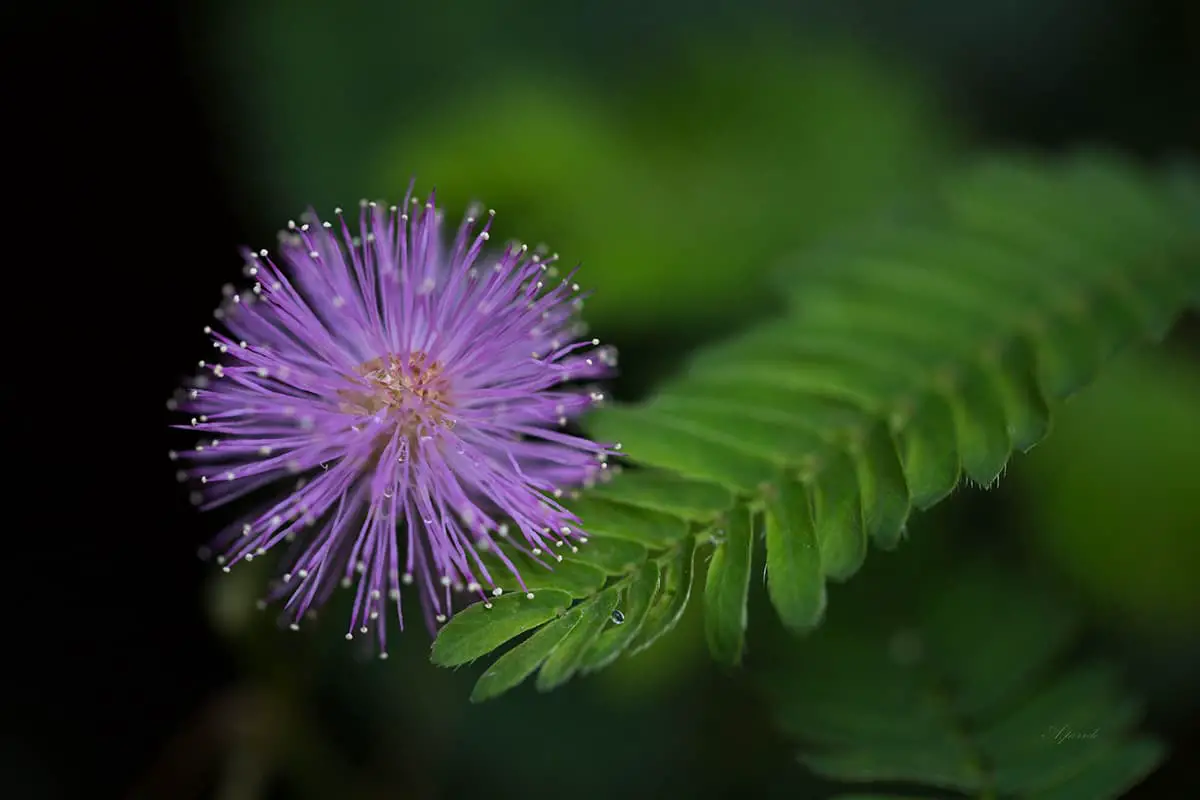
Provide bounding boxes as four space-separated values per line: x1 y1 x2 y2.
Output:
339 352 454 440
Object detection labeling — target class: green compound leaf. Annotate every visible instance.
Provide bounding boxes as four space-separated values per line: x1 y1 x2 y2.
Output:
703 504 755 665
433 151 1199 701
433 487 678 698
580 560 660 674
763 548 1167 799
585 404 780 491
565 494 690 548
535 585 622 692
595 151 1196 649
563 533 646 575
475 547 607 598
431 590 572 668
469 601 587 703
585 466 734 521
629 536 699 655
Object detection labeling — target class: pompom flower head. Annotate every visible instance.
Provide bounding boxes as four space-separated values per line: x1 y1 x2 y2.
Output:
170 187 619 654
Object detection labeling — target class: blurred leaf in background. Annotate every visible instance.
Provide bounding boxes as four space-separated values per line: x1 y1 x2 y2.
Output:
196 3 960 345
1010 346 1200 734
758 532 1166 799
380 37 959 338
1016 346 1200 635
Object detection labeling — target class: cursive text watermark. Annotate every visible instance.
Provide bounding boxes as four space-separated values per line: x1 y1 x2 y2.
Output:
1042 724 1100 744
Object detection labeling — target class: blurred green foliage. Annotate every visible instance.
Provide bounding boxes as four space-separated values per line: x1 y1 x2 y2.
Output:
1017 348 1200 633
203 19 959 341
760 535 1165 799
379 40 957 336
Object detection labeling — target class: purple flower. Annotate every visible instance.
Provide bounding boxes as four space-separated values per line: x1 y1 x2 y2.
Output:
170 187 618 654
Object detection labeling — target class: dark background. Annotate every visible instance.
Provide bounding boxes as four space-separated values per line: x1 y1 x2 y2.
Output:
20 1 1199 798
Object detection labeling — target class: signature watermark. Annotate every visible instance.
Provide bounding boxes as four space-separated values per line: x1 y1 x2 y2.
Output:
1041 724 1100 744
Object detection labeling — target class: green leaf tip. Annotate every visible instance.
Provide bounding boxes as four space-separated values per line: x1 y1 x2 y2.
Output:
703 504 755 665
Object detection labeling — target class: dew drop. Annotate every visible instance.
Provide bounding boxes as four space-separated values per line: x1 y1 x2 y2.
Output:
610 610 625 625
